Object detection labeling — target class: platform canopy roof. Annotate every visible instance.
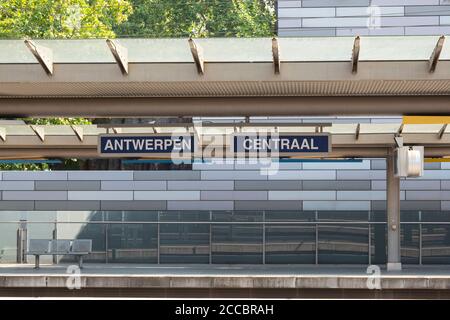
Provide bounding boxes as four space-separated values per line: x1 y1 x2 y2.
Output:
0 36 450 97
1 36 450 117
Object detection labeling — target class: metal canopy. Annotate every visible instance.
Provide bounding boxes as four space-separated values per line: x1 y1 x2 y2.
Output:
0 123 449 159
1 36 450 101
0 96 449 118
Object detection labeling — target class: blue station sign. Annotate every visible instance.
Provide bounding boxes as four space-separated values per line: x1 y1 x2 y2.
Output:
98 134 196 157
233 134 331 156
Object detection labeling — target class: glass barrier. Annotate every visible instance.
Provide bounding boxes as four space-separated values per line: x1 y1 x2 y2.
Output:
1 36 448 64
2 210 450 265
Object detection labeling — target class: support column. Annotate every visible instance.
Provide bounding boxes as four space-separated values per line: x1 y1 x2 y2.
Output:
386 151 401 271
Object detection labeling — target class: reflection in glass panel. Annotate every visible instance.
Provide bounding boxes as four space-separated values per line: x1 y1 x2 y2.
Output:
319 211 368 222
265 211 315 222
401 224 420 264
212 224 263 264
422 224 450 264
371 224 387 265
213 211 262 222
160 223 209 263
370 211 386 223
160 211 210 222
422 211 450 222
0 211 23 222
0 223 18 263
25 211 57 222
318 224 369 264
266 224 315 264
105 211 123 222
401 211 420 222
107 224 157 263
57 211 103 223
370 211 387 265
59 223 106 263
104 211 157 222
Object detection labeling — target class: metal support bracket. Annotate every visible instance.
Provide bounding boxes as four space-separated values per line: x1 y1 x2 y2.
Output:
272 37 281 74
351 36 360 74
71 125 83 141
438 123 448 139
394 136 404 148
31 125 45 142
355 123 361 140
397 123 404 136
24 40 53 75
188 38 205 75
429 35 445 73
0 127 6 142
106 39 129 75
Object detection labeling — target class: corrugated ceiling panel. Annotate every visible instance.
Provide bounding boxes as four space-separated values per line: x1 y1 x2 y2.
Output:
1 80 450 98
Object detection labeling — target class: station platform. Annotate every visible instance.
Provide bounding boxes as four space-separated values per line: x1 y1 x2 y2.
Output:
1 264 450 298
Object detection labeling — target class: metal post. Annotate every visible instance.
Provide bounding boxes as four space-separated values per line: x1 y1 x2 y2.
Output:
368 225 372 265
52 223 57 264
22 227 27 264
34 255 40 269
16 229 22 263
386 151 402 271
419 211 422 265
209 211 212 265
157 211 160 265
16 220 27 264
368 211 371 265
262 211 266 265
105 224 109 264
315 211 319 265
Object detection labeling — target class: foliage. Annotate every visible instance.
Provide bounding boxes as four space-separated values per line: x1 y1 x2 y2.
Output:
0 0 133 39
115 0 275 38
25 118 92 125
0 0 275 170
0 162 49 170
0 1 133 169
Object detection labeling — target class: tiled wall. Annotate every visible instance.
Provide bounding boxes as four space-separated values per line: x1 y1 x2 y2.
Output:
278 0 450 36
0 159 447 212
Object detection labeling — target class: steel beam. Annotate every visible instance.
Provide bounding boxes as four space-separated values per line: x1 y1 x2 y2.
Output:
1 96 450 117
0 147 448 160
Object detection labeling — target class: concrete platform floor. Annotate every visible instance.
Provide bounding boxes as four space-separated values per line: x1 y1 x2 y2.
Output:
0 263 450 276
1 264 450 298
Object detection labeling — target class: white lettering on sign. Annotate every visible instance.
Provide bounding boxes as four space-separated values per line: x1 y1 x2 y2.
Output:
104 139 114 151
242 138 319 151
102 137 192 153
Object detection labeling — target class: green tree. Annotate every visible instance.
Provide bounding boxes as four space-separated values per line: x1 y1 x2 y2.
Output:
115 0 275 38
0 0 275 170
0 0 132 169
0 0 133 39
0 0 133 125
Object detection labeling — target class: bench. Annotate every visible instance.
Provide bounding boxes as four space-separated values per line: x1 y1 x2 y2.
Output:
27 239 92 269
